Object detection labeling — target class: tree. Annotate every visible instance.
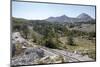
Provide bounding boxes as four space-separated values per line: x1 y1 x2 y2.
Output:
21 24 29 39
31 32 37 43
67 36 76 46
88 32 96 40
40 26 61 49
44 39 58 49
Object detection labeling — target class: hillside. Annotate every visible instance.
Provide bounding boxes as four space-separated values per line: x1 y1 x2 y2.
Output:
45 13 94 23
11 16 96 66
11 32 94 66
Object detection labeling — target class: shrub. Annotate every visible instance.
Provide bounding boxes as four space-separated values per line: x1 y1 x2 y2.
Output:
89 32 96 37
69 24 75 28
31 32 37 43
44 39 60 49
88 32 96 40
67 36 76 46
21 24 29 39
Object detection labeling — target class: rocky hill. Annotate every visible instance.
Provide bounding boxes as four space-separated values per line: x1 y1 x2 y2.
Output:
11 32 94 66
45 13 94 23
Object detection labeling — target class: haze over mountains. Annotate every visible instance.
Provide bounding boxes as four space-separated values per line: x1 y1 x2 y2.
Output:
45 13 94 23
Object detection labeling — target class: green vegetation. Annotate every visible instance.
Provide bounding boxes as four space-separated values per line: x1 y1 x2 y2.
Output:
12 17 96 59
67 36 76 46
88 32 96 40
40 26 62 49
21 24 29 39
31 32 38 43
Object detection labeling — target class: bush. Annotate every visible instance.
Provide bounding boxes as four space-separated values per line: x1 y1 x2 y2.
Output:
69 24 75 28
88 32 96 40
43 39 61 49
31 32 37 43
21 24 29 39
89 32 96 37
67 36 76 46
40 35 61 49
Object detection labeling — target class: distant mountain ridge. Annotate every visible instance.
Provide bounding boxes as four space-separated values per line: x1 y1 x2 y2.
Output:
45 13 94 23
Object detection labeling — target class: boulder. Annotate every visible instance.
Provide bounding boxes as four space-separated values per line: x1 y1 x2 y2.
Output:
11 47 45 66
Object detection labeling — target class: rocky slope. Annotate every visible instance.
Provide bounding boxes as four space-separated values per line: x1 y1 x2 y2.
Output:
11 32 94 66
45 13 94 23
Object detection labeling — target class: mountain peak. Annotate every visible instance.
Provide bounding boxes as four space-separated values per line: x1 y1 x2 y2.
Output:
61 14 67 17
45 13 93 23
48 17 55 19
80 13 88 15
77 13 92 19
60 15 69 18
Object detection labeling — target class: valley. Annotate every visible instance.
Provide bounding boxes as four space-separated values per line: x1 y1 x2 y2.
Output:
11 13 96 66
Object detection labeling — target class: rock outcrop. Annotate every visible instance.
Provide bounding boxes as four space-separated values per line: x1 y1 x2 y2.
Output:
11 32 94 66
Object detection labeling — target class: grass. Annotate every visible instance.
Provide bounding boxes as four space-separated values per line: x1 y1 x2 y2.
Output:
14 35 96 59
59 36 96 59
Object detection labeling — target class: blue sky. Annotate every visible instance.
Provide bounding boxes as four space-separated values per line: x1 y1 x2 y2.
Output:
12 1 95 20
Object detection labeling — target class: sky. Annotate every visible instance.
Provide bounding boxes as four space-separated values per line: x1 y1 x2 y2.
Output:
12 1 96 20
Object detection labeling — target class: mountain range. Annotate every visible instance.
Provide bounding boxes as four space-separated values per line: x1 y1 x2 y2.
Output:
45 13 94 23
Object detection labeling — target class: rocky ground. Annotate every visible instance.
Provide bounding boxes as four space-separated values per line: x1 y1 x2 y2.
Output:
11 32 94 66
